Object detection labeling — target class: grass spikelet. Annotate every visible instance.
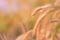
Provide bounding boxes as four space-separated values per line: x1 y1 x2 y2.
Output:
32 8 53 37
32 4 51 16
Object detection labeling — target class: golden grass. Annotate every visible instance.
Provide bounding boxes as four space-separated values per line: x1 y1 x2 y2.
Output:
0 0 60 40
16 0 60 39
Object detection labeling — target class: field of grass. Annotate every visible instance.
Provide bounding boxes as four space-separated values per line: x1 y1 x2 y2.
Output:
0 0 60 40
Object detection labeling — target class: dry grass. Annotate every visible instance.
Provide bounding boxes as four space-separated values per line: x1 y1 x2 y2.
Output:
16 0 60 40
0 0 60 40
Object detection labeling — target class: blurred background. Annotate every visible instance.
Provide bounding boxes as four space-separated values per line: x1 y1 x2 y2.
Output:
0 0 57 40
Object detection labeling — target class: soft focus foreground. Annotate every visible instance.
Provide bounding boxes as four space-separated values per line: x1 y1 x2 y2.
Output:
0 0 60 40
